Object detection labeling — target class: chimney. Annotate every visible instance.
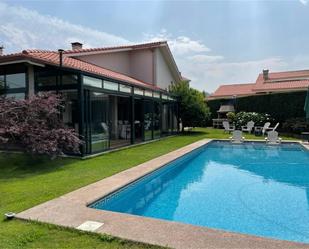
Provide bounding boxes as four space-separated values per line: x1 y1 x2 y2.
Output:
263 69 269 80
71 42 83 50
0 46 3 56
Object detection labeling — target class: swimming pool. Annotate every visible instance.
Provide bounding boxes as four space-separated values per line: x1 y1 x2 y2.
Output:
91 141 309 243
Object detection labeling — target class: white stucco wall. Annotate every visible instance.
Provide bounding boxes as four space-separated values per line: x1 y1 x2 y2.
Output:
155 48 176 90
76 52 131 76
129 49 154 84
73 47 177 89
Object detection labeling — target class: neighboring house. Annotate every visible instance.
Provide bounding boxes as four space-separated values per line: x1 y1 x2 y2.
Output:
208 69 309 128
0 41 185 155
209 69 309 100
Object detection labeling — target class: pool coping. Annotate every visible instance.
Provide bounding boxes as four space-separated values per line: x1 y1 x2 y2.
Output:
16 139 309 249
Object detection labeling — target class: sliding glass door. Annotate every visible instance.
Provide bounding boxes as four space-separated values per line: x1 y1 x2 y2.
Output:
84 90 109 154
153 101 161 138
109 95 132 149
144 100 153 141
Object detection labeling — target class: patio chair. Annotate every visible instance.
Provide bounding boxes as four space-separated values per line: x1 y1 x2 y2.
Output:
262 122 271 136
229 130 245 144
266 122 280 133
222 121 235 133
241 121 255 133
265 130 282 144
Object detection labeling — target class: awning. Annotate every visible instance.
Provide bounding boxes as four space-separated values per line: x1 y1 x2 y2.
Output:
217 105 235 113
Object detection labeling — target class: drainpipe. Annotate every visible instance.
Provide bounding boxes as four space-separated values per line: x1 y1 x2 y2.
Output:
58 49 64 93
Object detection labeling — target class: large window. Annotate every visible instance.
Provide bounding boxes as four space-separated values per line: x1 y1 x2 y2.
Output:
36 70 78 87
0 69 26 89
6 73 26 89
0 64 26 99
144 100 153 141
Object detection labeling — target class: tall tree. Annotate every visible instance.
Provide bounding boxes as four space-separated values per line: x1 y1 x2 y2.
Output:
170 81 210 131
0 92 82 158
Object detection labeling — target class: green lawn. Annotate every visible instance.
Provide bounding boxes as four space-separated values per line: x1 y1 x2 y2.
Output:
0 128 297 248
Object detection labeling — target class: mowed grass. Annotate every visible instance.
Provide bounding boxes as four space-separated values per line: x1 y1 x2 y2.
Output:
0 128 297 248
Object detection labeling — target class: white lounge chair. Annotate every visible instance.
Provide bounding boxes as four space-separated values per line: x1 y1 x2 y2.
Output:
262 122 271 136
222 121 235 133
230 130 245 143
265 130 282 144
241 121 255 133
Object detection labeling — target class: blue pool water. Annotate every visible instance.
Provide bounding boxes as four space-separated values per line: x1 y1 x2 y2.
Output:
91 141 309 243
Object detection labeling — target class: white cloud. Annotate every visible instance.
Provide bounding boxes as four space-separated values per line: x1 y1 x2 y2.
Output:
189 54 224 63
144 30 210 55
0 2 130 52
179 57 288 92
299 0 308 5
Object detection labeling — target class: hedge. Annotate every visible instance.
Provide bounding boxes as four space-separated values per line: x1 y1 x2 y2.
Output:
207 91 307 124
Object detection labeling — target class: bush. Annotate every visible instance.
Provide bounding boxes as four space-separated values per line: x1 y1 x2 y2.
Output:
226 112 235 122
0 92 82 158
234 112 273 128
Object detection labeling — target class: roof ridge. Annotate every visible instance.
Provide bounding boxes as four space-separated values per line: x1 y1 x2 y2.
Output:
269 69 309 74
257 69 309 76
64 41 167 54
23 49 57 54
219 83 255 87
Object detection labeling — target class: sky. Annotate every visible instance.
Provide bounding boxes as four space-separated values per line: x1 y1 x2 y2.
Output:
0 0 309 93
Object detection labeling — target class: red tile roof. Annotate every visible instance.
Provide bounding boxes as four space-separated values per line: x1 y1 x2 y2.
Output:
209 69 309 100
0 50 162 91
208 83 255 100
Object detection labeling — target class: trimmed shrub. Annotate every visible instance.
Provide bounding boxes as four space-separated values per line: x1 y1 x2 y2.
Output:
235 91 306 123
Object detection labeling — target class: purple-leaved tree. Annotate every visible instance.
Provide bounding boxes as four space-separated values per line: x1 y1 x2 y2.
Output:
0 92 82 158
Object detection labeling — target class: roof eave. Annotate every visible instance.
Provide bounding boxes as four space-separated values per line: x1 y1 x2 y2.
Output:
158 45 182 83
